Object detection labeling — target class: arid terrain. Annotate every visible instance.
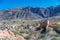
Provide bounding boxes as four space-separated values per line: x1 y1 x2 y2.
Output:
0 5 60 40
0 19 60 40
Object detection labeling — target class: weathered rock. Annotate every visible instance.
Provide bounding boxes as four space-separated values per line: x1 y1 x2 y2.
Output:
0 30 25 40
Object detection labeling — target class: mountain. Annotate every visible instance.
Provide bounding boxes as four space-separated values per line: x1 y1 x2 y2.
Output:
0 5 60 20
0 7 42 20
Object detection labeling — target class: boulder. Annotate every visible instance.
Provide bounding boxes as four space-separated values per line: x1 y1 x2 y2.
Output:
0 30 25 40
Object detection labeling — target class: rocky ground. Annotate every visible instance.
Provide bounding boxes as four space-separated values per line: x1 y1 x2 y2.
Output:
11 26 60 40
0 30 25 40
0 24 60 40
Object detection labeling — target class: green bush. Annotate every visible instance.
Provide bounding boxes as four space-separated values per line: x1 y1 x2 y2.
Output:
53 23 60 27
51 38 57 40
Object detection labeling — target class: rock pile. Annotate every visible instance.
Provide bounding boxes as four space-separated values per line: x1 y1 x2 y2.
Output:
0 30 25 40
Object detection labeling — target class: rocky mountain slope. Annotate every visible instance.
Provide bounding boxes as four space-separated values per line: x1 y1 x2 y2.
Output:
0 7 41 20
0 5 60 20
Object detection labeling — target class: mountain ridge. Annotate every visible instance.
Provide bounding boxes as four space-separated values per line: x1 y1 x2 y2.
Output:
0 5 60 20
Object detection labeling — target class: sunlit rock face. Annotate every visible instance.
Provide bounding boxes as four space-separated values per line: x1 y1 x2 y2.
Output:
0 30 25 40
40 19 60 34
40 20 50 28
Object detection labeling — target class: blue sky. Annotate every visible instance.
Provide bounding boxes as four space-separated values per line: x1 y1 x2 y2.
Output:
0 0 60 10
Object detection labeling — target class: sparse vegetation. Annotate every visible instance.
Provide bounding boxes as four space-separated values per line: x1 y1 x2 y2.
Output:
52 22 60 27
51 38 57 40
0 20 60 40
